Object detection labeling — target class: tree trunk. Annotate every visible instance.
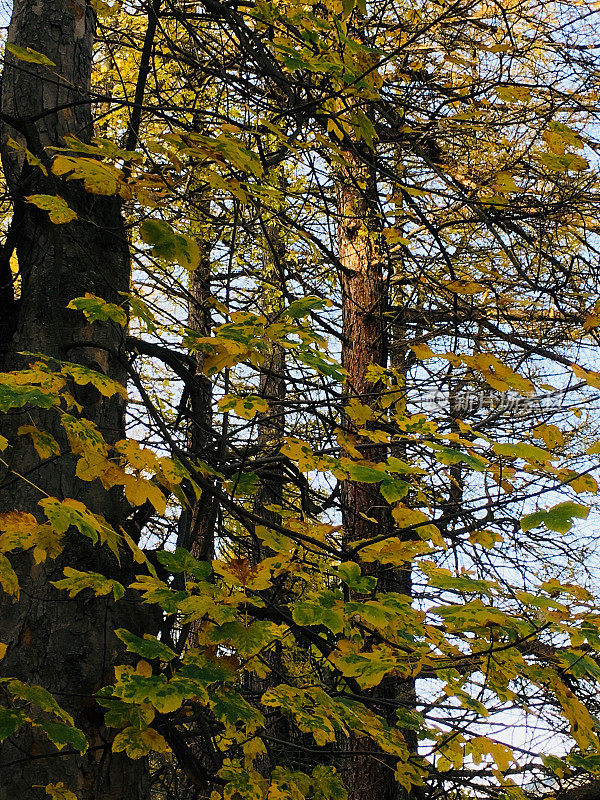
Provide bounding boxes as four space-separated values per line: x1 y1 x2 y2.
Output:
250 214 286 564
339 153 387 546
179 208 216 565
338 150 418 800
0 2 151 797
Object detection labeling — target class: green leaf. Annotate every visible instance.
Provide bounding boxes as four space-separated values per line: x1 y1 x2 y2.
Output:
346 463 386 483
140 219 200 270
420 562 493 594
425 443 486 471
128 575 187 613
218 763 267 800
0 379 59 411
113 671 180 713
33 719 88 753
6 43 55 66
52 567 124 600
311 765 349 800
7 680 73 725
329 644 398 689
380 478 409 503
227 470 259 496
292 592 345 634
353 110 377 149
337 561 377 593
208 620 281 658
209 686 264 730
521 502 589 534
218 393 269 420
0 706 26 740
285 296 327 319
541 754 568 778
115 629 177 662
40 497 102 543
156 547 212 580
296 348 347 383
539 152 588 172
96 689 156 729
61 134 142 162
67 294 127 326
493 441 553 464
179 651 237 684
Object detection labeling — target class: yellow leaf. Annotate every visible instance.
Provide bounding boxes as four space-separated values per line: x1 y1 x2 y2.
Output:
382 227 409 245
336 428 363 459
112 726 169 759
437 734 464 771
136 659 153 677
116 439 160 472
444 280 486 295
53 156 128 197
392 506 445 549
410 342 435 359
26 195 77 224
7 43 55 66
75 452 112 483
346 398 375 424
45 784 77 800
17 425 60 459
122 474 166 513
572 363 600 389
0 553 19 598
243 736 267 769
213 557 272 590
569 473 598 494
495 85 531 103
146 484 167 514
533 424 564 449
218 394 269 420
468 736 513 772
468 529 502 549
551 677 598 750
392 505 429 530
494 172 519 193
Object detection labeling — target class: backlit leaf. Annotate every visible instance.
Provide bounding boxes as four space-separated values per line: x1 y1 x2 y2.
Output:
7 43 55 66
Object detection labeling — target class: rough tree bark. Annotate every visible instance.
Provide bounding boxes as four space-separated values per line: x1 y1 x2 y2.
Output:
0 2 151 797
250 214 286 564
339 150 387 552
338 149 418 800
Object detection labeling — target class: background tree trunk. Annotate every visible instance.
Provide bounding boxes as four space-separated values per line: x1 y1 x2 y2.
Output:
339 151 389 543
338 150 419 800
179 205 216 565
250 213 287 564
